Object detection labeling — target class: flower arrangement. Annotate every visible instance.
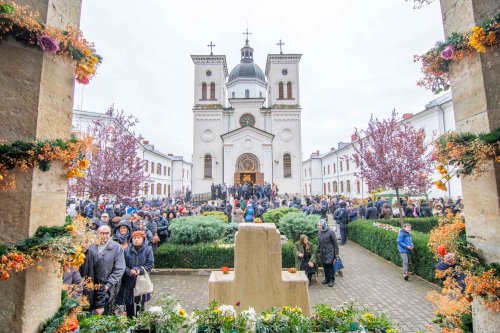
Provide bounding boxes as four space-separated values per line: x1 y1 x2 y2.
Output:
415 13 499 93
0 215 95 281
373 222 400 233
432 128 500 191
221 266 230 274
0 1 102 84
0 135 92 190
426 213 500 332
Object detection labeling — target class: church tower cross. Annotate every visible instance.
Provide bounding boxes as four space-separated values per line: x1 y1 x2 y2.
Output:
277 39 285 54
207 41 216 55
243 28 252 44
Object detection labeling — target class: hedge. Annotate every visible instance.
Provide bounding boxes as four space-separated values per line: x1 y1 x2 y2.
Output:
279 212 320 243
202 211 229 223
155 241 296 269
169 216 228 245
262 207 299 227
348 220 438 283
373 217 439 234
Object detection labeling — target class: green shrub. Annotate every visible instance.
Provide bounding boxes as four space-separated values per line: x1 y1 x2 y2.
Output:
169 216 228 245
374 217 438 234
155 242 295 269
278 212 320 243
348 220 438 283
262 207 299 227
222 222 239 243
202 211 229 223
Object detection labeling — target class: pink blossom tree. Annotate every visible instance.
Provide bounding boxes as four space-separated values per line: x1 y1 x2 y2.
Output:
353 110 434 225
69 106 147 213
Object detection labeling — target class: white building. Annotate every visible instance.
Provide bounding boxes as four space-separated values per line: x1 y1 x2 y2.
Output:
191 37 303 195
72 110 192 199
302 93 462 200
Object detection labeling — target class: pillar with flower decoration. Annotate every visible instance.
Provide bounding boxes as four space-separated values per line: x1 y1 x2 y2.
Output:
0 0 82 332
438 0 499 331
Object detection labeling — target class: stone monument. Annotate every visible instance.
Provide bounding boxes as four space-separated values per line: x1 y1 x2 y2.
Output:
209 223 311 316
0 1 82 332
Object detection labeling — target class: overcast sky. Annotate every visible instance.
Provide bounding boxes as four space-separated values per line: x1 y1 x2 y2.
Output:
74 0 445 161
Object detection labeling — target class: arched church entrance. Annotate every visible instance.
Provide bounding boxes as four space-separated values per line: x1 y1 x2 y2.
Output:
234 153 264 185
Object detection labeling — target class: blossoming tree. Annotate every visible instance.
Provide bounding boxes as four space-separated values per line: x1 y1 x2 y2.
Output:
69 106 147 211
353 110 434 225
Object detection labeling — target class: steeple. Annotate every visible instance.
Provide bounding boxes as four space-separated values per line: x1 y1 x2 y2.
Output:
241 28 254 63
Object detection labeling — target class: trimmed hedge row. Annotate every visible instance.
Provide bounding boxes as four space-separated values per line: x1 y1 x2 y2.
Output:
155 241 296 269
202 211 229 223
348 220 438 283
262 207 299 226
374 217 439 234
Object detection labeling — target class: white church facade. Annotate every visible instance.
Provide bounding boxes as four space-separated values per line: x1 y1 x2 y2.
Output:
191 37 303 195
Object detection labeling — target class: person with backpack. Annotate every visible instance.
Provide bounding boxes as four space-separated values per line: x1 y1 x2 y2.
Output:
333 201 349 245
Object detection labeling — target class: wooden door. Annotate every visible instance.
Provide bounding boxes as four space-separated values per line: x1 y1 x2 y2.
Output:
256 172 264 184
234 172 240 185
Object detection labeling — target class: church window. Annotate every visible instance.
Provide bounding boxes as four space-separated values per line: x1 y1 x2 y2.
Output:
323 166 326 175
168 167 171 176
157 163 162 175
287 82 292 99
245 89 250 98
201 82 207 100
333 181 338 193
239 114 255 127
157 183 162 195
356 180 361 194
150 183 155 195
340 181 344 193
283 153 292 178
210 82 216 100
333 163 336 174
282 69 288 75
308 184 311 194
328 182 331 193
324 183 326 195
144 183 149 196
346 159 350 171
151 162 155 173
168 185 171 197
232 91 235 98
347 180 351 193
204 154 212 179
278 82 284 99
328 165 330 174
340 161 343 172
206 70 212 77
164 166 166 175
304 185 307 195
259 91 262 98
144 160 149 172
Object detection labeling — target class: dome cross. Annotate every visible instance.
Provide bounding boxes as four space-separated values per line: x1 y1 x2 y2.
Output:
277 39 285 54
243 28 252 44
207 41 216 55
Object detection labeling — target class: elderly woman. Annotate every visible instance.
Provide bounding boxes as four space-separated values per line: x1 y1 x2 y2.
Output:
294 234 317 286
117 231 154 317
317 219 339 287
112 220 132 249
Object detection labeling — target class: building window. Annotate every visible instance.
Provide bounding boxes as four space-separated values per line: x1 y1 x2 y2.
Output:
204 154 212 178
245 89 250 98
328 182 331 193
327 165 330 174
167 167 171 176
164 166 166 175
308 184 311 194
239 114 255 127
144 160 149 172
151 162 155 173
287 82 292 99
232 91 235 98
157 183 162 195
278 82 284 99
323 166 326 175
259 91 262 98
347 180 351 193
157 163 161 175
201 82 207 100
340 181 344 193
144 183 149 196
150 183 155 195
164 184 167 194
168 185 171 197
210 82 216 99
323 183 326 195
340 161 343 172
304 185 307 195
283 153 292 178
356 180 361 194
346 159 350 171
333 163 336 174
333 181 338 193
355 156 360 168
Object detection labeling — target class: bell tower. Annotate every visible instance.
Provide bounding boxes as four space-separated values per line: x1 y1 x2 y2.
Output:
265 52 301 108
191 45 228 107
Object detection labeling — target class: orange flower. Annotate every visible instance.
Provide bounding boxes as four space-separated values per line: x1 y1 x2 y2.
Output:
288 267 297 273
77 159 89 170
221 266 230 274
1 271 9 280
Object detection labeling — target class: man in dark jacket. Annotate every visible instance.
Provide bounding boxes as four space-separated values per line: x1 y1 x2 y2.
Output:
366 202 379 219
317 219 339 287
333 201 349 245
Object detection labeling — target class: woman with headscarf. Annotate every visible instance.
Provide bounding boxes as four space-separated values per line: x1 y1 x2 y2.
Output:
294 234 317 286
317 218 339 287
112 220 132 249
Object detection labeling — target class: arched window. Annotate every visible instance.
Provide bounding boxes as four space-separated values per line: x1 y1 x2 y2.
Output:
157 163 161 175
210 82 216 99
328 182 331 193
328 165 330 174
340 181 344 193
157 183 162 195
356 180 361 194
232 91 235 98
151 162 155 172
347 180 351 193
164 166 166 175
164 184 167 194
168 185 171 197
340 161 343 172
204 154 212 178
144 160 149 172
144 183 149 196
278 82 284 99
346 160 350 171
167 167 171 176
333 163 336 173
245 89 250 98
323 166 326 175
150 183 155 195
287 82 292 99
259 91 262 98
323 183 326 194
201 82 207 100
283 153 292 178
333 181 338 193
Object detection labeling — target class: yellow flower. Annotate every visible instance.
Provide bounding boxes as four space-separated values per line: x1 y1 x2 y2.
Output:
177 308 187 317
263 313 273 322
292 307 302 313
282 305 291 311
84 49 92 57
433 180 447 191
213 309 221 314
469 26 487 53
78 159 89 170
65 224 75 232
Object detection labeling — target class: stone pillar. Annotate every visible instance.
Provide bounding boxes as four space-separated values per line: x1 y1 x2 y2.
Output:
439 0 500 331
0 1 81 332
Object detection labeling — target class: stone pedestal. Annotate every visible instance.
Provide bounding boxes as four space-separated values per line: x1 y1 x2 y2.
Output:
209 223 311 316
439 0 500 331
0 1 81 332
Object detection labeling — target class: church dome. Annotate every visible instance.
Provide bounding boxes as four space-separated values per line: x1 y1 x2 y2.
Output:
228 62 266 82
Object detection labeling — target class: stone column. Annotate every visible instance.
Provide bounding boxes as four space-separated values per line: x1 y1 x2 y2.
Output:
0 1 81 332
439 0 499 331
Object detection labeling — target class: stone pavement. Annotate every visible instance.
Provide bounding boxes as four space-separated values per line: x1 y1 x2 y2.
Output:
150 237 439 333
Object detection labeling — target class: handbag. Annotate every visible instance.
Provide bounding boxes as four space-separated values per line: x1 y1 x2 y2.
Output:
334 257 344 272
133 267 154 297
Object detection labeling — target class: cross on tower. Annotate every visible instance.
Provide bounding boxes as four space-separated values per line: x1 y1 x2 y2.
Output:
207 41 216 55
277 39 285 54
243 28 252 43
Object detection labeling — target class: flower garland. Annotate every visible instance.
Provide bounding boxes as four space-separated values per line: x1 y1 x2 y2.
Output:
0 1 102 84
0 136 92 190
42 288 86 333
432 128 500 191
415 13 500 93
426 213 500 332
0 215 95 281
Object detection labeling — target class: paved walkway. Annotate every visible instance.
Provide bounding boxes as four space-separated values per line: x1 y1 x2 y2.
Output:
150 226 439 332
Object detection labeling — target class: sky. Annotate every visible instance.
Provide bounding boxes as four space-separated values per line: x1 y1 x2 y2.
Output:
74 0 445 161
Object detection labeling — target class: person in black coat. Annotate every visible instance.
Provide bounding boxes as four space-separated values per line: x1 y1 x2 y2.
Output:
117 230 154 317
317 219 339 287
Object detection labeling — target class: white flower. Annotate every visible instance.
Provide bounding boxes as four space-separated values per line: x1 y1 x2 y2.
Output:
242 307 257 322
174 303 182 312
148 306 163 314
218 304 236 317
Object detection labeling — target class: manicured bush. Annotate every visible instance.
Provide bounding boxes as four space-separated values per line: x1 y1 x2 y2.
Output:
155 241 295 269
348 220 438 283
169 216 228 245
222 222 238 243
374 217 438 233
278 212 320 243
262 207 299 227
202 211 229 223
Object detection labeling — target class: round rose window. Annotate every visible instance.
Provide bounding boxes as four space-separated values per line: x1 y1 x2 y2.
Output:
239 114 255 127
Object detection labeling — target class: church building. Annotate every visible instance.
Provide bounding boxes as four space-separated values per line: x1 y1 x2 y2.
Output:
191 35 302 195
